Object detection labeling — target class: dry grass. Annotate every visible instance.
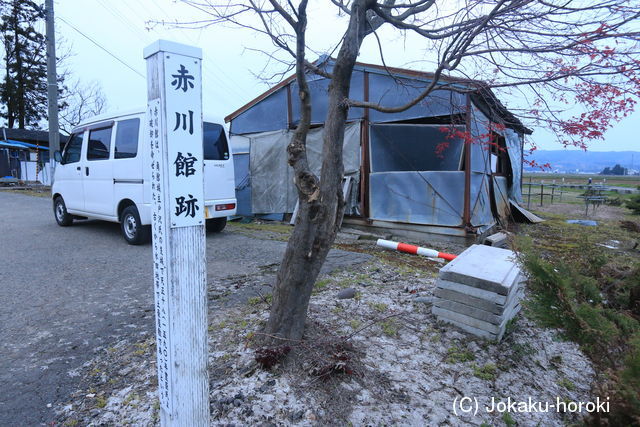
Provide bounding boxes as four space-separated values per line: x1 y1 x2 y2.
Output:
1 187 51 198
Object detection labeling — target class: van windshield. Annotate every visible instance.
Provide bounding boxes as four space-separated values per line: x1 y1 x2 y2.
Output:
203 122 229 161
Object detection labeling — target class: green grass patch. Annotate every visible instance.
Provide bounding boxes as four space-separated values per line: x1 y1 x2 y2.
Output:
557 377 576 391
336 273 369 288
502 412 516 426
509 342 535 363
445 345 475 364
331 305 344 314
230 221 292 234
519 214 640 423
315 278 332 290
368 302 388 312
248 294 272 306
473 363 498 381
380 319 398 337
123 392 140 405
627 193 640 215
95 395 107 408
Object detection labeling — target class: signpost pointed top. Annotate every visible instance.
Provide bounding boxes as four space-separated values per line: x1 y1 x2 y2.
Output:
143 39 202 60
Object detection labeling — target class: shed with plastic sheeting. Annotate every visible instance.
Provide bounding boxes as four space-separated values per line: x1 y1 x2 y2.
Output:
225 58 534 242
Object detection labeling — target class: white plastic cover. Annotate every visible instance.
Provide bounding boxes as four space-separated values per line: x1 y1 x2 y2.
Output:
248 123 361 214
505 129 524 202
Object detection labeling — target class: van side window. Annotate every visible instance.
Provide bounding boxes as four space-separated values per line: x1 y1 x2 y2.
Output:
87 127 112 160
114 118 140 159
62 131 84 164
203 122 229 161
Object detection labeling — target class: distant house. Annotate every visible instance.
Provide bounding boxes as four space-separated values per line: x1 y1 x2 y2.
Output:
225 58 533 242
0 128 67 182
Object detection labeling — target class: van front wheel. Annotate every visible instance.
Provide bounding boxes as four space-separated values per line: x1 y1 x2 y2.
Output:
53 196 73 226
206 217 227 233
120 205 150 245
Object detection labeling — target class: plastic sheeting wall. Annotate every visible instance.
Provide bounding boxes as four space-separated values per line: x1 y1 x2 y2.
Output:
470 172 492 228
368 123 466 226
291 72 468 125
369 124 464 172
469 105 491 174
369 172 500 228
230 135 252 215
248 123 361 214
469 103 524 206
233 70 469 135
233 153 251 216
492 176 511 221
505 129 524 202
369 171 464 226
231 89 289 135
290 72 364 124
468 105 497 228
368 74 466 123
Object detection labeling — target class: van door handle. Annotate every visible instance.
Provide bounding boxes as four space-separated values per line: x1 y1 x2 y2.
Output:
76 166 81 171
85 167 89 176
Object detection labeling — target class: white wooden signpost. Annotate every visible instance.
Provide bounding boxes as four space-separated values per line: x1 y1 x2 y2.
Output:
144 40 209 426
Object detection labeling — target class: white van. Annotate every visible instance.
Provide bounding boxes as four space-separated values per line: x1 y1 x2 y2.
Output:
51 108 236 244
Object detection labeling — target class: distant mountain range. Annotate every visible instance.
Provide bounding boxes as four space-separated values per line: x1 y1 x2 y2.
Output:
524 150 640 173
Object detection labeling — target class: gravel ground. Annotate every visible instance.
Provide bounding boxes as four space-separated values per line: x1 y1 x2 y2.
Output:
0 192 369 426
52 229 597 427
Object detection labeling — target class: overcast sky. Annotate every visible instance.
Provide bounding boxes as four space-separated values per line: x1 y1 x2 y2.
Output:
53 0 639 152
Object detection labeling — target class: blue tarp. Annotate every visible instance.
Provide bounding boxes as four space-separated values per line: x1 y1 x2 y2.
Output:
0 140 49 150
0 141 28 150
567 219 598 226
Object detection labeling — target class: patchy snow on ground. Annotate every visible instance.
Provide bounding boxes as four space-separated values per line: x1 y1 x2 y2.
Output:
55 235 596 426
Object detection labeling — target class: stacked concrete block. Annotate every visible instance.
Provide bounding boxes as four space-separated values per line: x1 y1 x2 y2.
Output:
483 231 509 248
432 244 523 341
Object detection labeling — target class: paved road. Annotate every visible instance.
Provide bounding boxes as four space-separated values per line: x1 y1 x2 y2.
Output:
0 192 369 425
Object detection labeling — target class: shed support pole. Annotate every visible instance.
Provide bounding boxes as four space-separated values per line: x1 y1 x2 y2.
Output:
286 84 293 129
360 71 370 219
463 94 472 228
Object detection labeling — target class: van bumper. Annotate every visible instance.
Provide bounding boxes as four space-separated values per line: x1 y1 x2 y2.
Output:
139 200 237 225
204 199 237 219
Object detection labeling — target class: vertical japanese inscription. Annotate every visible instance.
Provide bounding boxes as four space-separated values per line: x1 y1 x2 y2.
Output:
165 55 204 228
148 98 172 413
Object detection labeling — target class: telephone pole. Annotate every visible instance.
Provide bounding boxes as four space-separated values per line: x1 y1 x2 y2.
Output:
45 0 60 177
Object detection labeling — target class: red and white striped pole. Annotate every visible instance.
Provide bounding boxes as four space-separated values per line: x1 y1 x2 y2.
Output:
376 239 457 261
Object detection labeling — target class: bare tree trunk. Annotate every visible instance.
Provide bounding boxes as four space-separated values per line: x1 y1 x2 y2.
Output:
265 0 373 342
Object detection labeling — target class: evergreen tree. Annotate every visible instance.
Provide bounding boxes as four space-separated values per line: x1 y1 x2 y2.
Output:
611 164 627 176
0 0 49 129
601 164 629 176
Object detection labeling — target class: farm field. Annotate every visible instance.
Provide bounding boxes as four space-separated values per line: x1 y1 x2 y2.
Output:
524 173 640 188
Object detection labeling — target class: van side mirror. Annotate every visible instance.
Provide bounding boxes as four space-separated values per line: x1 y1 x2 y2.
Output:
54 150 62 163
